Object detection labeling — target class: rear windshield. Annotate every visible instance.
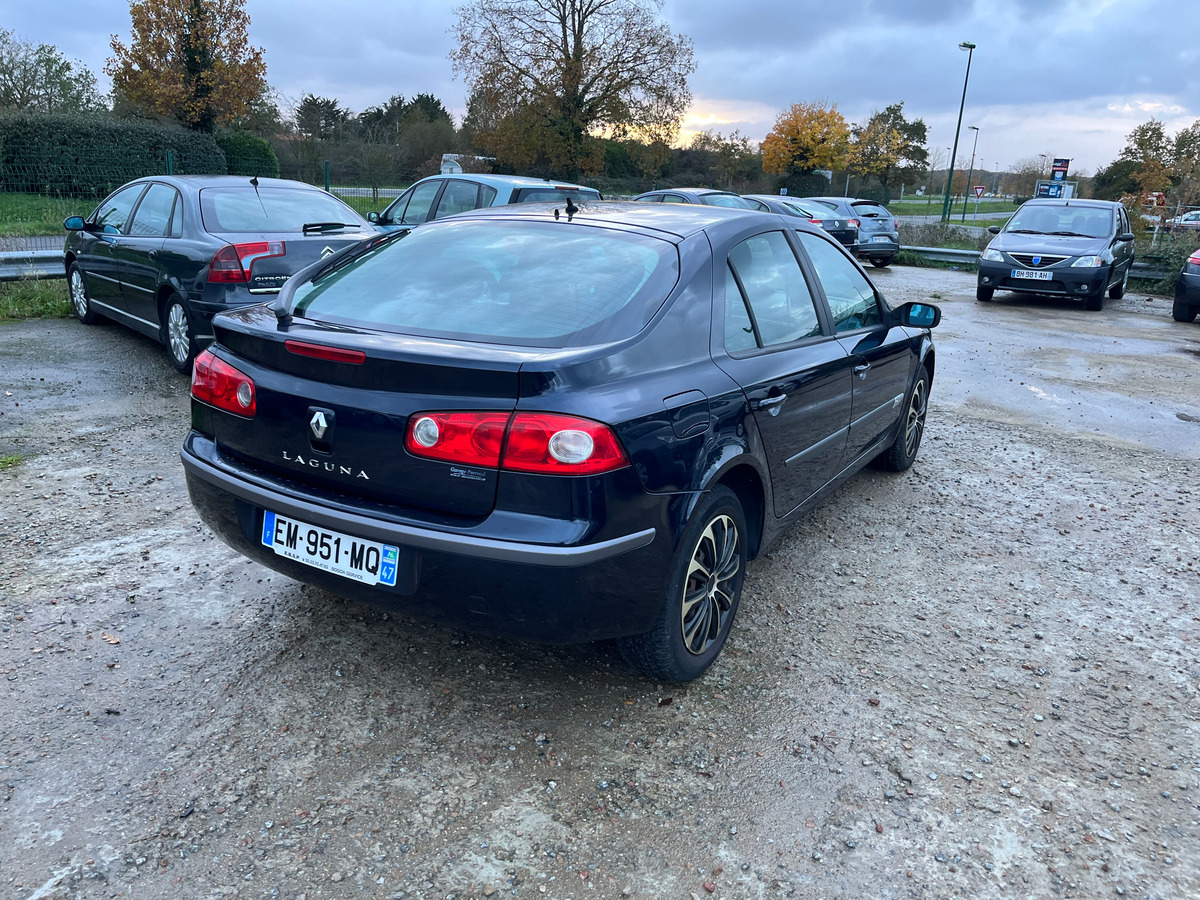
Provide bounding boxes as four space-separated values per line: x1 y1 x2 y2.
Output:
199 187 363 233
851 202 891 218
291 219 680 348
703 193 759 209
512 187 602 203
780 201 826 218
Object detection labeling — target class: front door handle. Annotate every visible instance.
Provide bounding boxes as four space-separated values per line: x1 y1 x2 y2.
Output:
854 363 871 380
753 393 787 416
147 250 157 259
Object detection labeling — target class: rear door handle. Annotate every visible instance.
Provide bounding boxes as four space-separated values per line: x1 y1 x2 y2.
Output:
854 363 871 380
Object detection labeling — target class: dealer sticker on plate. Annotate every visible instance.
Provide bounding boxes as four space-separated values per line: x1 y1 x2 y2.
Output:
1012 269 1053 280
261 510 398 587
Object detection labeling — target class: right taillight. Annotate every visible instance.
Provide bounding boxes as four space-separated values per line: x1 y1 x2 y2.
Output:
404 411 629 475
191 349 256 417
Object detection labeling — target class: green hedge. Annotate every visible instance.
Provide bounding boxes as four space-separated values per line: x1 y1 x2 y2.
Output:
216 130 280 178
0 112 226 199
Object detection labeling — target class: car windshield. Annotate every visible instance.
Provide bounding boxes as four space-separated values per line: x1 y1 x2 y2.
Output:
702 194 759 209
1007 205 1112 238
291 219 680 348
199 187 364 233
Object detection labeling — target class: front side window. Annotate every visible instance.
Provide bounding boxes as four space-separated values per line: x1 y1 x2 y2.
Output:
797 232 882 332
291 220 680 348
726 231 821 348
395 181 441 225
93 184 146 234
126 183 178 237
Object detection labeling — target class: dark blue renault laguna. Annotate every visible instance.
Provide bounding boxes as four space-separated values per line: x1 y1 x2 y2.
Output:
181 201 940 681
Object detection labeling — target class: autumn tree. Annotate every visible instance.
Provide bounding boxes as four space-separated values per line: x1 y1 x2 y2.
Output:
106 0 267 132
451 0 695 179
0 28 105 113
848 102 928 204
761 101 850 186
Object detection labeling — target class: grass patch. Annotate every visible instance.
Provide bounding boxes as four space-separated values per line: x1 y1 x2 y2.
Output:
886 197 1013 216
0 193 83 237
894 250 977 271
0 278 72 320
899 222 990 251
0 454 23 471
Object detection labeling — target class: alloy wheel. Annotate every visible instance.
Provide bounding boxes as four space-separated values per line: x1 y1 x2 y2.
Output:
70 269 88 318
167 302 190 366
904 378 928 459
680 514 741 655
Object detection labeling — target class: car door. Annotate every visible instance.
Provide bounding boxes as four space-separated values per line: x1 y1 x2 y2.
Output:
1115 206 1134 275
80 183 148 308
712 229 856 516
381 179 444 227
114 182 178 331
795 231 913 463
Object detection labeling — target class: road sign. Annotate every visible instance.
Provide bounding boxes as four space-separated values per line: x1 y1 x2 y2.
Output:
974 185 985 199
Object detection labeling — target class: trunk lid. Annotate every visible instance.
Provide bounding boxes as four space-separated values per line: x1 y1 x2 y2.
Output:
208 230 375 294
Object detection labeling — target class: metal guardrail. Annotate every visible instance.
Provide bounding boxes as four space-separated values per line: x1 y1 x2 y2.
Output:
0 249 64 282
902 246 1168 280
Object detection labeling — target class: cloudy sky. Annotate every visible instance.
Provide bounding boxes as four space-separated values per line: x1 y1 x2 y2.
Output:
3 0 1197 176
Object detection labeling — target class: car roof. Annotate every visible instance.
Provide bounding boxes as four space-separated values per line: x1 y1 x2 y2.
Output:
131 175 328 191
1022 198 1119 209
434 199 776 240
641 187 737 197
415 173 597 190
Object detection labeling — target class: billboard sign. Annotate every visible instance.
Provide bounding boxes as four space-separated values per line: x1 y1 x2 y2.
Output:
1037 182 1064 198
1051 158 1070 182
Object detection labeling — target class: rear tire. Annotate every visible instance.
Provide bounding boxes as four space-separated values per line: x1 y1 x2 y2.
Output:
976 285 994 302
163 293 196 374
1173 298 1198 323
617 486 747 683
869 257 890 268
1109 266 1128 299
68 263 101 325
876 367 930 472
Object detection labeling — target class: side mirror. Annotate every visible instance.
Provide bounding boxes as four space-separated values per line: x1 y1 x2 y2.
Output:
366 211 380 224
988 225 1001 234
897 301 941 329
1117 232 1135 242
63 215 86 231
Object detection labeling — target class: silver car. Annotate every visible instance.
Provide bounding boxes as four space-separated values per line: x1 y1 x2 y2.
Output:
800 197 900 267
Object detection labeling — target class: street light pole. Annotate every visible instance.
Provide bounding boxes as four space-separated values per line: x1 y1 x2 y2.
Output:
941 41 976 224
960 125 980 222
992 161 1000 193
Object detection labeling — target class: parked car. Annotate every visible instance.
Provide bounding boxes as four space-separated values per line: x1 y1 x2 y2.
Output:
742 194 859 250
1166 210 1200 232
632 187 765 209
1174 248 1200 322
64 176 376 372
369 174 601 229
799 197 900 267
976 198 1135 311
181 202 941 682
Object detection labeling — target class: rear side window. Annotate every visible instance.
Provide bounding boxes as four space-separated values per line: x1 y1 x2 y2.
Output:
291 220 680 348
199 187 361 233
726 231 821 348
512 187 602 203
703 194 758 209
433 180 481 219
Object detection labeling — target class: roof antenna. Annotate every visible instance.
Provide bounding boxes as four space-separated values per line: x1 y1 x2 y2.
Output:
250 174 267 218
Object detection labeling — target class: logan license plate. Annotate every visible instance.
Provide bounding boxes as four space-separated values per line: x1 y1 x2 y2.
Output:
1012 268 1053 280
262 510 398 587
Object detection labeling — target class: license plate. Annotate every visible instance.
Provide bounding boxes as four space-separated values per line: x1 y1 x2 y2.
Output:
1012 269 1053 280
261 510 398 587
871 235 892 243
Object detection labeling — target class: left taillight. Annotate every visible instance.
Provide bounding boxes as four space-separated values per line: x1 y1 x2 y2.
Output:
191 349 256 417
207 241 285 283
404 411 629 476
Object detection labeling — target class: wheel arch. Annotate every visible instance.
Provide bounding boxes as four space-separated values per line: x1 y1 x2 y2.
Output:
712 461 766 560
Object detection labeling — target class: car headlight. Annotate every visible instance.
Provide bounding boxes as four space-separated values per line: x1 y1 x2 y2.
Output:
981 248 1004 262
1070 255 1105 268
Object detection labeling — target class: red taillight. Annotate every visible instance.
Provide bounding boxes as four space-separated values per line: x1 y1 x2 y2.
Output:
404 411 629 475
285 340 366 364
894 217 900 231
191 349 256 417
808 218 824 226
849 218 861 228
208 241 285 283
1190 250 1200 265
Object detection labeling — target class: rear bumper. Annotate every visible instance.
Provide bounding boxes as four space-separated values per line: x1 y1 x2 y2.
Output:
181 432 673 643
856 237 898 259
978 260 1107 297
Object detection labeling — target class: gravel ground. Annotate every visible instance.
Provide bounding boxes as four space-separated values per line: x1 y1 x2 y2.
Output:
1 267 1198 899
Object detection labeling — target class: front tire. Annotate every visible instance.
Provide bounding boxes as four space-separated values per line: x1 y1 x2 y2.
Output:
1109 266 1128 299
1085 281 1105 312
876 367 930 472
163 293 196 374
976 285 994 302
1174 298 1198 323
617 486 747 683
68 263 101 325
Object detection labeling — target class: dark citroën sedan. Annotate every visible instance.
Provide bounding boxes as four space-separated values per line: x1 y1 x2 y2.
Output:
63 176 376 372
181 202 941 681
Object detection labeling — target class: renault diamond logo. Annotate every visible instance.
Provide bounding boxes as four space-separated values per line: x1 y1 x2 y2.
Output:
310 410 328 439
321 245 336 258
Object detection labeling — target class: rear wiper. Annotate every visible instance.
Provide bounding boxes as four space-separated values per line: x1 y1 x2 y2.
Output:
302 222 357 233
